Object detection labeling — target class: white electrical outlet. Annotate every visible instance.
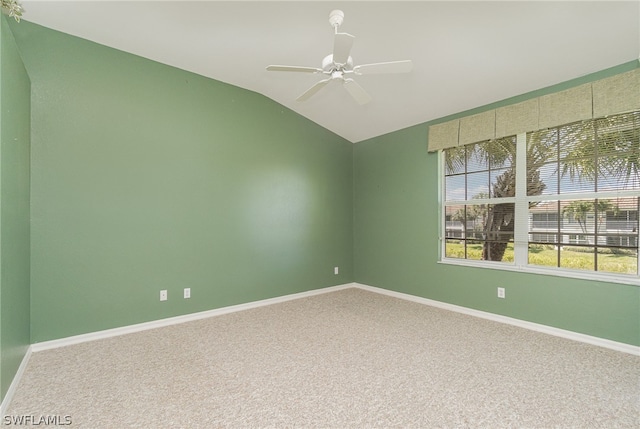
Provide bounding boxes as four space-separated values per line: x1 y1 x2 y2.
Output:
184 288 191 299
497 287 506 299
334 266 339 275
160 290 168 301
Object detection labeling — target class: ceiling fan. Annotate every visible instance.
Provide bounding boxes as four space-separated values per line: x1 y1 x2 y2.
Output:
266 10 413 105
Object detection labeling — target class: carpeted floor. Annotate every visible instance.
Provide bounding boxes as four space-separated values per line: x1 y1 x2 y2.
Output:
4 288 640 428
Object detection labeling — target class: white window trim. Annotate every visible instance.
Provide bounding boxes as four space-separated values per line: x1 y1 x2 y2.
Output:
438 257 640 286
439 132 640 287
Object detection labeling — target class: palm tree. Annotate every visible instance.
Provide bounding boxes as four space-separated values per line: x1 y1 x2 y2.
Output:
562 200 615 238
482 170 517 261
562 200 594 235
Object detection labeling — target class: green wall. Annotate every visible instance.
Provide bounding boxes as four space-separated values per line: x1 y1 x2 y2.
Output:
10 21 353 343
0 16 31 401
354 62 640 347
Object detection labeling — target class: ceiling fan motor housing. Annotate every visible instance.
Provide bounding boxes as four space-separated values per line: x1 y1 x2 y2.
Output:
322 54 353 73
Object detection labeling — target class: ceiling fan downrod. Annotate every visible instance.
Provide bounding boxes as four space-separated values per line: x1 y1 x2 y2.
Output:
328 9 345 32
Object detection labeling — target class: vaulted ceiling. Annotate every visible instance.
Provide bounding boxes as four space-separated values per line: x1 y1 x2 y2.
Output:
19 1 640 143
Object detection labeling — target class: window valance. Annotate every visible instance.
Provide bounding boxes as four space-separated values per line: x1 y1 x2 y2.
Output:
428 67 640 152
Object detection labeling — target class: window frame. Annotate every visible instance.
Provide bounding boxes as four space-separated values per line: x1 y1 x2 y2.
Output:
439 118 640 287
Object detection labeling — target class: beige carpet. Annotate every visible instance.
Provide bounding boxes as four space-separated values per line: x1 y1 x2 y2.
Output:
4 288 640 428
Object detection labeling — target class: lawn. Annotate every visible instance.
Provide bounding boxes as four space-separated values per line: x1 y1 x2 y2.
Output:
445 242 637 274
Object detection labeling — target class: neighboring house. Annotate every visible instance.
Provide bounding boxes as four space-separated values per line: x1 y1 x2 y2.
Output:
528 198 638 247
445 198 638 248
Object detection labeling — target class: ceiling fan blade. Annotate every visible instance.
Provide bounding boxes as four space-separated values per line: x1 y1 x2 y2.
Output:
343 78 372 105
353 60 413 75
266 65 323 73
296 78 332 102
333 32 355 65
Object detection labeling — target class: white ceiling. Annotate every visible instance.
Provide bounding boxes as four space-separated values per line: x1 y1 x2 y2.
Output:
18 1 640 143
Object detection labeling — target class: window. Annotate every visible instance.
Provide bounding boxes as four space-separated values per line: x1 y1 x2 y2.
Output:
443 137 517 262
442 111 639 282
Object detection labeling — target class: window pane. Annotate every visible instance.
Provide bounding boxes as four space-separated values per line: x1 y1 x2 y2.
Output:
528 244 558 267
598 196 638 274
467 172 489 200
481 203 515 263
445 137 518 201
490 168 514 198
527 129 557 198
488 137 516 169
445 175 465 201
527 129 557 168
445 239 465 259
604 198 639 235
597 248 638 275
559 165 595 193
594 112 639 154
561 199 596 237
466 142 489 173
527 197 639 274
555 118 596 194
595 112 640 192
443 203 513 264
527 115 638 196
529 201 559 232
531 163 557 196
445 205 465 239
598 157 640 191
466 241 484 260
528 200 559 267
559 122 594 161
466 205 487 240
560 246 594 271
444 147 466 175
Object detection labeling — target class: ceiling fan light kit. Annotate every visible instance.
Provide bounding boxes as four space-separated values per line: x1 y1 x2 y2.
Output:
266 10 413 105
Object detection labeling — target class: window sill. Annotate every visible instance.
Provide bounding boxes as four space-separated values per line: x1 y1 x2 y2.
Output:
438 258 640 286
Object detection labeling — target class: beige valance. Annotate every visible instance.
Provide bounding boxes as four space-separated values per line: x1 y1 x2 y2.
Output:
427 67 640 152
592 69 640 118
538 83 593 130
427 119 459 151
495 99 539 139
459 110 495 146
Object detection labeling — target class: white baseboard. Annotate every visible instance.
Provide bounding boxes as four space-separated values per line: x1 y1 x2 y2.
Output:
354 283 640 356
0 345 32 416
31 283 356 353
28 281 639 357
